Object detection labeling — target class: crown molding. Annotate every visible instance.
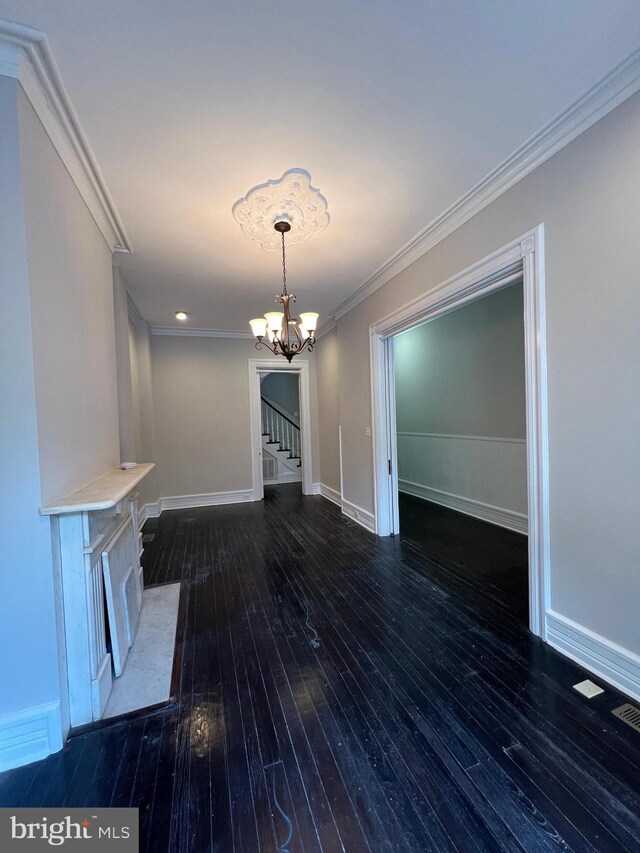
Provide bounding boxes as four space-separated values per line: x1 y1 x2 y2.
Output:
329 46 640 322
0 20 131 254
150 326 254 339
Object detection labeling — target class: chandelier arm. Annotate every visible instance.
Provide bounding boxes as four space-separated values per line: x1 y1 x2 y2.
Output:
255 338 276 356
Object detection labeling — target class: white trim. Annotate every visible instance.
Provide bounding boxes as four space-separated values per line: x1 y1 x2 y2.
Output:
373 261 523 339
159 490 253 511
263 472 302 485
338 425 344 505
0 701 63 771
397 431 525 444
143 494 257 518
546 611 640 703
311 482 322 495
370 226 549 639
0 21 131 253
398 479 528 535
248 359 313 499
150 326 254 338
319 483 341 506
341 498 375 533
329 47 640 321
139 502 159 526
522 230 550 638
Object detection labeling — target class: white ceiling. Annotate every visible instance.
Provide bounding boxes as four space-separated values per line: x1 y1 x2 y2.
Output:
2 1 639 330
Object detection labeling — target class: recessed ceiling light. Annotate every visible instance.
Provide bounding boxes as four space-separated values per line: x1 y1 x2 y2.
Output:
175 311 188 321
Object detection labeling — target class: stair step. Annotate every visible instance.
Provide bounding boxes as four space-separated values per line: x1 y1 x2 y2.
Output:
277 448 290 453
266 440 279 445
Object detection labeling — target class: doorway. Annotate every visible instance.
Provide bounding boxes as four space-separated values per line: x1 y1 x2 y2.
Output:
370 226 550 637
248 358 313 500
393 282 529 623
260 371 303 486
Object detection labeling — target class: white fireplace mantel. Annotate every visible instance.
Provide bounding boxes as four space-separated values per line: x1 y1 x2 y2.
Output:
40 463 155 515
42 463 155 731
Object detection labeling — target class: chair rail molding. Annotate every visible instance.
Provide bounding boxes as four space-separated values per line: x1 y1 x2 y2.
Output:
328 46 640 322
0 20 131 253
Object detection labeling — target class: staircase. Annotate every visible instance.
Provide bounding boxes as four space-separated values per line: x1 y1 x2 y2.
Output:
261 397 302 484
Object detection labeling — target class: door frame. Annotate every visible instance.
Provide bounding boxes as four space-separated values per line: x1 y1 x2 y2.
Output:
369 225 549 638
248 358 313 500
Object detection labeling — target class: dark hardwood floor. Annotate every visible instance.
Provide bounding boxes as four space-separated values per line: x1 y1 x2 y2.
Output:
398 492 529 623
2 485 640 851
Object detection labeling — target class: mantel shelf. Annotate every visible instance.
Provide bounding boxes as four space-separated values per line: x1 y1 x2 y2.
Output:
40 463 155 515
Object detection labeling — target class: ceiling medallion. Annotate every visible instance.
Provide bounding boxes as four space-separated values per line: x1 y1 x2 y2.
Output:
232 168 329 251
234 169 327 362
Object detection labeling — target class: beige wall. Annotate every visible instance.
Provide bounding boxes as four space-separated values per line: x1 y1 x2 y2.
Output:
261 372 300 420
18 89 119 503
113 269 159 508
132 321 159 508
151 335 320 500
0 80 120 731
315 326 342 492
113 267 136 463
320 90 640 654
394 284 527 521
394 284 525 437
0 77 60 720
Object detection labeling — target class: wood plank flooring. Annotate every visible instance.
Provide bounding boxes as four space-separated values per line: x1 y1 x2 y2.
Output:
398 492 529 623
2 484 640 852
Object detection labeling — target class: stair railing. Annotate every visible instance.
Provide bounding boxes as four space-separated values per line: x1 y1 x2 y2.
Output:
261 397 300 460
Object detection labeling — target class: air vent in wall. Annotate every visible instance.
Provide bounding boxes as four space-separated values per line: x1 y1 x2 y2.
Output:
263 457 277 479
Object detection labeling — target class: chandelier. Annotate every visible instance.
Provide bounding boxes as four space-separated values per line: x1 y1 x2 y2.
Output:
249 220 318 362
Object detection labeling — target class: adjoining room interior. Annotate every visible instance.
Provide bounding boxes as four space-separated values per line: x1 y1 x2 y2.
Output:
260 371 303 487
393 283 529 624
1 4 640 851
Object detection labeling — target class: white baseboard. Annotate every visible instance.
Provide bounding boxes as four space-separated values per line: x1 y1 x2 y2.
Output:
399 479 528 535
342 497 375 533
139 502 158 528
160 489 254 511
311 482 322 495
546 611 640 703
0 701 63 771
263 472 302 485
319 483 341 507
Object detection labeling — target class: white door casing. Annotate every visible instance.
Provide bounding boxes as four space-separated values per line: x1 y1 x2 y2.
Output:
248 358 313 500
369 225 550 638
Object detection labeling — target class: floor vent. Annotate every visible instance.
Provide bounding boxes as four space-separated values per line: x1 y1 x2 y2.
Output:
612 703 640 733
142 533 155 544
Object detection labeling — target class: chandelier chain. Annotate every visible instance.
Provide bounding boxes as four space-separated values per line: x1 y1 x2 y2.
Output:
281 230 287 295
